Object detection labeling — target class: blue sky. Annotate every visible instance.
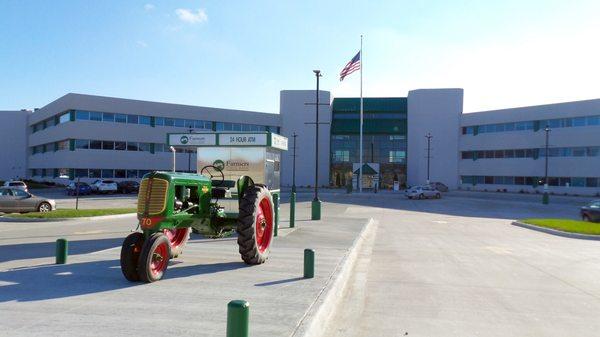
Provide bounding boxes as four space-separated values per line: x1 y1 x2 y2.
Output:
2 1 600 113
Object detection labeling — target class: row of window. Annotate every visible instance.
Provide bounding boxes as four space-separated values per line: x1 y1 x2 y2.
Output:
462 115 600 135
31 139 198 155
332 113 407 120
461 146 600 159
30 168 155 179
31 109 279 134
461 175 600 188
332 150 406 163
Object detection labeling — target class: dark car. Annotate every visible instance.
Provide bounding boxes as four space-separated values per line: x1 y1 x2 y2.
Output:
429 182 449 192
66 182 92 196
118 180 140 194
581 200 600 222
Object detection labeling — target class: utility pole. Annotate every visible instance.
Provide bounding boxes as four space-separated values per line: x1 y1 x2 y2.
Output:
425 133 432 184
292 132 297 193
543 125 550 204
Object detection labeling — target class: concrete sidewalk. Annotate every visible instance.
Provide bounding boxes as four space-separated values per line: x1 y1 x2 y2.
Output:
0 201 371 337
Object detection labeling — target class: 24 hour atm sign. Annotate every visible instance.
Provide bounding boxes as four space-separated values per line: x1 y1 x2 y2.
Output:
220 134 268 146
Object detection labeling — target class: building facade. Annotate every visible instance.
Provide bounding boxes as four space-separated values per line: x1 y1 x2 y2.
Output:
1 89 599 195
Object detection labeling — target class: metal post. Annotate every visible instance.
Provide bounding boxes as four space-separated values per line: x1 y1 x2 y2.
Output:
290 191 296 228
425 133 432 184
169 146 176 172
292 132 297 193
187 127 193 172
75 177 80 210
311 70 322 220
226 300 249 337
56 238 68 264
543 125 550 204
304 248 315 278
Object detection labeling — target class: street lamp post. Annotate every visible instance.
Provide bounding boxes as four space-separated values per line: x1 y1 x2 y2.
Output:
187 127 194 172
292 132 297 193
169 146 176 172
543 125 550 204
311 70 322 220
425 133 432 184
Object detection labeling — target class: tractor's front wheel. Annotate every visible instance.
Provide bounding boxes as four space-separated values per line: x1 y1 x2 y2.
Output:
237 185 274 264
163 227 191 258
138 233 171 283
120 232 144 282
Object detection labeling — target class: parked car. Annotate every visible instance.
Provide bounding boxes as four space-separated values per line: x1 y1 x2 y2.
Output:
406 185 441 199
0 187 56 213
66 182 92 196
90 179 118 194
429 182 448 192
581 200 600 222
118 180 140 194
3 180 28 192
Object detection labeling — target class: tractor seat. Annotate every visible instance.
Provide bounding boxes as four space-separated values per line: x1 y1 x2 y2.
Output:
211 187 227 199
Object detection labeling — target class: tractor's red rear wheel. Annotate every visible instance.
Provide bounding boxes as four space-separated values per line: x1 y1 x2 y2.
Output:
137 233 171 283
163 227 191 258
237 185 274 264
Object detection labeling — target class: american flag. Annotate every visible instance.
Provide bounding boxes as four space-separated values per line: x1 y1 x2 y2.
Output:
339 51 361 81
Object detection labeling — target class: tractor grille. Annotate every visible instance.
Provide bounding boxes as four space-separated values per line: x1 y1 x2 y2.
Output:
137 178 168 215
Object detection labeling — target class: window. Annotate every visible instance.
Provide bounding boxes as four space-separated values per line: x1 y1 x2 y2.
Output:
127 170 138 178
174 118 185 127
103 112 115 122
484 176 494 184
333 150 350 162
165 118 175 127
139 116 151 125
138 143 151 152
389 151 405 163
185 119 195 128
138 170 151 177
89 169 101 178
102 141 114 150
573 147 586 157
573 117 586 127
587 147 599 157
485 150 494 159
548 177 559 186
90 111 102 121
115 141 126 151
493 176 504 184
76 110 90 120
59 112 70 124
56 140 69 151
559 177 571 186
13 189 29 197
115 114 127 123
587 116 600 126
515 177 525 185
494 150 504 158
101 169 114 178
155 117 165 126
586 178 598 187
75 169 88 178
115 169 126 178
90 140 102 149
461 151 473 159
505 123 515 131
127 115 138 124
571 177 585 187
75 139 89 149
525 149 534 158
127 142 139 151
155 143 165 152
504 150 515 158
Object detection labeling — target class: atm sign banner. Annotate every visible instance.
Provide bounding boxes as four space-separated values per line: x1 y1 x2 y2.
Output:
219 133 268 146
168 134 216 146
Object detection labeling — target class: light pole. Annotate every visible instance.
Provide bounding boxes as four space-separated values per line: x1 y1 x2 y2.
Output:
311 70 322 220
169 146 176 172
292 132 297 193
187 127 193 172
543 125 550 204
425 133 432 184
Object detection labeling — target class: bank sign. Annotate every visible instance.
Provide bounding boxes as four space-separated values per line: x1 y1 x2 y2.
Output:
167 132 287 150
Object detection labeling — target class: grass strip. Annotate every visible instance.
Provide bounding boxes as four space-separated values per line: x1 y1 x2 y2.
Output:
4 208 136 219
522 218 600 235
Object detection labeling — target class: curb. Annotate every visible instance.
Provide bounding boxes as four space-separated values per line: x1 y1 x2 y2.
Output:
291 217 377 337
511 221 600 241
0 213 137 223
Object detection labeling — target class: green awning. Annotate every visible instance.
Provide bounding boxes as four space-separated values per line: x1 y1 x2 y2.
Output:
353 164 378 175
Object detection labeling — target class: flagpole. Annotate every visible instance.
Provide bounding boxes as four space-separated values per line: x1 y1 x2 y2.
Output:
359 35 363 193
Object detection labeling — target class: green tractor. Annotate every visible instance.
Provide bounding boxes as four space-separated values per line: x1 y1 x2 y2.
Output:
120 132 286 283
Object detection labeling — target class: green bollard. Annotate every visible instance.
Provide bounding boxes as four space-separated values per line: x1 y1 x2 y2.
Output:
273 193 280 237
226 300 249 337
542 192 549 205
290 192 296 228
304 249 315 278
311 199 321 220
56 238 68 264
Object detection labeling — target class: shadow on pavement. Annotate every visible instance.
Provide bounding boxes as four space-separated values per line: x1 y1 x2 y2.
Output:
254 277 305 287
0 260 249 302
0 238 124 263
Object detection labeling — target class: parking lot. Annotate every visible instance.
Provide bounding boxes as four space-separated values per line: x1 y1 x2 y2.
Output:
1 190 598 336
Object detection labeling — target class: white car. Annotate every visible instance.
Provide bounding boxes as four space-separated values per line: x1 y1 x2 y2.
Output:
405 185 441 199
3 180 28 192
90 179 118 194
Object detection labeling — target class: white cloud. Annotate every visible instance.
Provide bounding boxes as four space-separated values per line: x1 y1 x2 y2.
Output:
175 8 207 24
136 40 148 48
144 3 155 11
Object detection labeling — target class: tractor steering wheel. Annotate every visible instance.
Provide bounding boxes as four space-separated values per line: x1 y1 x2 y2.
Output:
200 165 225 187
